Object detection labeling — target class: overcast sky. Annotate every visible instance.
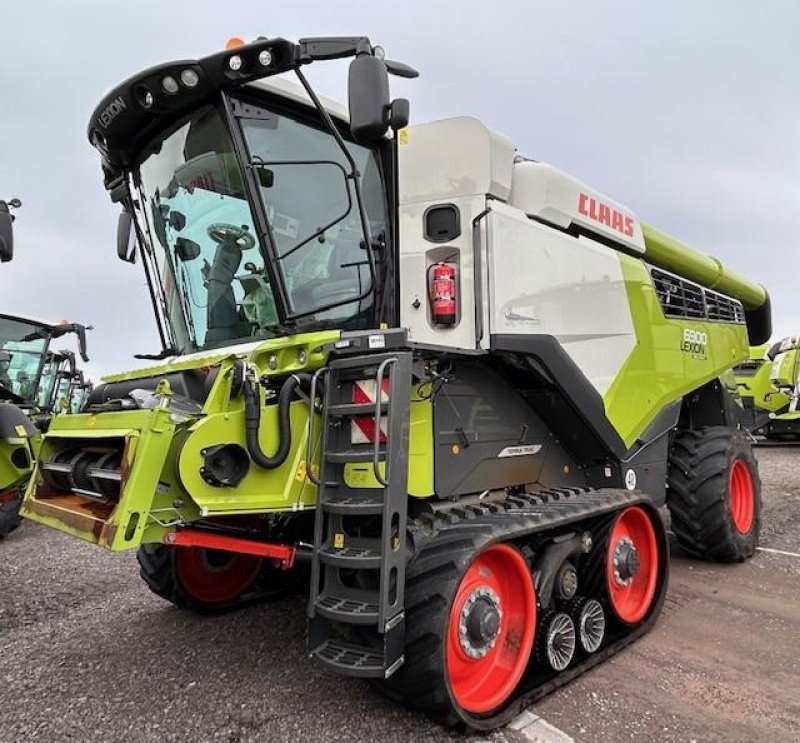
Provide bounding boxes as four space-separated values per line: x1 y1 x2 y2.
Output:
1 1 798 381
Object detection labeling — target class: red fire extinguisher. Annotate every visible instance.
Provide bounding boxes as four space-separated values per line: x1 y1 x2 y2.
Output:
429 262 457 325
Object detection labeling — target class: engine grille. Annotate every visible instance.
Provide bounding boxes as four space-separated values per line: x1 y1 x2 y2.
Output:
650 267 745 325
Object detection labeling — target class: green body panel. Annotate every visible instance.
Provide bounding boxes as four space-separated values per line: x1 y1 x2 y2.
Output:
178 400 318 514
733 344 785 412
734 341 799 423
771 345 799 390
642 224 767 310
605 255 749 448
0 435 36 492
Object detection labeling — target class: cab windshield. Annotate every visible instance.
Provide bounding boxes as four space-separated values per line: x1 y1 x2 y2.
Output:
0 316 48 403
133 100 387 352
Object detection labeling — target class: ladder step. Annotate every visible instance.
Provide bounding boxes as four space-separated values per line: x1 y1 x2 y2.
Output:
328 402 388 417
319 542 382 568
315 594 379 624
322 492 385 515
326 449 385 464
310 639 388 679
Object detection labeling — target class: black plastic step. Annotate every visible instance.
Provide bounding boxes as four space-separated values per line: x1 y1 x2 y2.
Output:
326 449 386 464
319 542 382 568
328 402 388 417
310 639 387 678
315 594 379 624
322 492 385 515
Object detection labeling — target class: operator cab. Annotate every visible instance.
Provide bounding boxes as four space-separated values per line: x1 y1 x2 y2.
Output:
92 37 414 356
0 314 90 411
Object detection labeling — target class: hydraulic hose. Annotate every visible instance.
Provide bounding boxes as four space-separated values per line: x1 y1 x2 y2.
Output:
244 373 312 470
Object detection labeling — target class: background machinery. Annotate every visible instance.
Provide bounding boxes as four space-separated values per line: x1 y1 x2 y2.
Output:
0 316 91 538
20 37 770 728
1 203 93 538
735 337 800 439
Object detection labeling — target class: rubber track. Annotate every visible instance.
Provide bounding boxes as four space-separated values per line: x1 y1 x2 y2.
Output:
667 427 761 562
387 487 670 729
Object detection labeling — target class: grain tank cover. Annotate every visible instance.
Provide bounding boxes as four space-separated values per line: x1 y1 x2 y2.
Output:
509 161 646 253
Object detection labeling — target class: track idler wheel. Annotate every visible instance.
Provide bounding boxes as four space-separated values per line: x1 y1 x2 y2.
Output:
446 543 537 714
605 506 660 626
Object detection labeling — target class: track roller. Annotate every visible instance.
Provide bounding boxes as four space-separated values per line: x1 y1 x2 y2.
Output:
537 611 576 671
569 597 605 654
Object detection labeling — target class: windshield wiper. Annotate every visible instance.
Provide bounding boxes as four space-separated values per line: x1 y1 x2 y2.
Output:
133 347 180 361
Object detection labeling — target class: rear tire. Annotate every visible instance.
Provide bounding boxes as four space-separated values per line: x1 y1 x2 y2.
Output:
0 487 23 540
667 427 761 562
137 544 302 613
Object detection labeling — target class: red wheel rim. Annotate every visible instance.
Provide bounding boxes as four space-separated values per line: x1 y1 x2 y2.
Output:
445 543 536 714
175 547 262 605
606 506 659 626
729 458 755 534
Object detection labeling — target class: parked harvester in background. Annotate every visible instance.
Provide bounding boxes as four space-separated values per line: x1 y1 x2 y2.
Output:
1 201 93 538
735 336 800 439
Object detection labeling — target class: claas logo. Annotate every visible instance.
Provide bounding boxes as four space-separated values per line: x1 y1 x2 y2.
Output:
578 193 634 238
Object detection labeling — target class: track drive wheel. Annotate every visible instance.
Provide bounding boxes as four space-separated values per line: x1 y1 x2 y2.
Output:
667 427 761 561
0 486 23 540
137 543 282 613
386 540 536 726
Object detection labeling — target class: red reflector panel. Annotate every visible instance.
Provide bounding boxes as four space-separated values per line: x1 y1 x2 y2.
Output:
351 378 389 444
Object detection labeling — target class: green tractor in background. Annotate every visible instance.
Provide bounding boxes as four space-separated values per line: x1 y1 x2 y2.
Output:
735 337 800 440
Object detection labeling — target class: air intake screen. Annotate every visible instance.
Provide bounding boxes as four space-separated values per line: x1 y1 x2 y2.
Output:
650 267 745 324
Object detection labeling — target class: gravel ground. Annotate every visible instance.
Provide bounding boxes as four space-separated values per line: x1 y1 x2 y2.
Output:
1 446 798 742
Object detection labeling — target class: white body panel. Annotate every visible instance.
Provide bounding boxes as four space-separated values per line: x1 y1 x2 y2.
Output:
397 117 514 349
509 161 645 253
485 202 636 394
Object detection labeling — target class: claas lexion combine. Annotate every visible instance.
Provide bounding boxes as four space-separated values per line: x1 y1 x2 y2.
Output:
20 36 771 728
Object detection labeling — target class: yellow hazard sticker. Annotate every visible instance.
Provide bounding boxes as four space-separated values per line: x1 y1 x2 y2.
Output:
14 425 27 437
295 460 319 483
87 416 97 427
398 128 409 145
334 533 345 549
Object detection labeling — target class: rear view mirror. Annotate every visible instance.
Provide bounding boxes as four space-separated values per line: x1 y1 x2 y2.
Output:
0 200 17 263
348 54 390 142
117 210 136 263
175 237 201 262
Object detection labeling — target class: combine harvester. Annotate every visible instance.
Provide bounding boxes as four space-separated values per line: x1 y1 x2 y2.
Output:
735 337 800 439
21 37 770 728
1 200 93 538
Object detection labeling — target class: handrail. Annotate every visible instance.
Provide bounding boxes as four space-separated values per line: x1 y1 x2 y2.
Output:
305 367 328 486
373 357 396 487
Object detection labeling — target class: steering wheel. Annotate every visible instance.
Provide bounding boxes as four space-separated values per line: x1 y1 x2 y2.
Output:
207 223 257 250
